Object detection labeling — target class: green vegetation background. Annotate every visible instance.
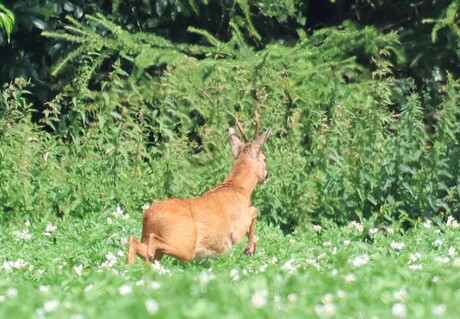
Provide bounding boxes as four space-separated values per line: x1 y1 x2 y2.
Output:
1 0 459 229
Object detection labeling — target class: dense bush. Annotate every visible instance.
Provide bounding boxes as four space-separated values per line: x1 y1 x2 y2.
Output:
1 1 459 229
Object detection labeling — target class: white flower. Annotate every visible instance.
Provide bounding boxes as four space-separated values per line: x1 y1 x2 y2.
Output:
84 284 94 293
230 268 240 281
120 237 128 245
112 205 129 220
43 224 57 236
15 229 32 241
142 204 151 211
24 220 31 228
306 258 321 271
343 239 351 246
348 221 364 233
392 303 407 318
434 256 450 264
368 228 379 237
118 285 132 295
258 263 268 273
391 241 405 250
281 258 297 273
432 276 440 283
321 294 334 304
39 286 49 293
99 252 117 270
408 264 422 270
273 294 282 309
315 304 336 317
46 224 57 232
56 260 67 270
453 257 460 267
112 205 124 218
344 274 357 283
2 261 14 272
6 288 18 298
350 254 370 268
393 289 407 301
2 258 27 272
423 219 432 228
431 304 446 316
408 253 421 263
136 280 145 286
152 260 171 275
106 252 117 263
0 295 5 302
106 217 113 225
288 293 298 303
313 225 322 233
432 239 444 247
336 290 347 300
446 216 459 229
150 281 161 290
44 299 60 313
448 246 456 257
317 253 326 260
199 270 215 286
117 250 125 257
74 264 83 276
145 298 159 314
251 290 268 308
386 227 394 235
13 259 28 269
322 241 332 247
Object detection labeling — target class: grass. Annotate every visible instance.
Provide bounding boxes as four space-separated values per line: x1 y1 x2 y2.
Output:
1 206 459 318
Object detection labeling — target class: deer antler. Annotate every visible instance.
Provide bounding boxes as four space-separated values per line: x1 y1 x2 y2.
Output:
253 111 260 137
235 114 250 143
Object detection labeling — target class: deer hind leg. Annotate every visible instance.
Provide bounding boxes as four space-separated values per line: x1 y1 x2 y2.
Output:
243 206 258 255
146 233 164 262
128 235 149 264
148 233 195 263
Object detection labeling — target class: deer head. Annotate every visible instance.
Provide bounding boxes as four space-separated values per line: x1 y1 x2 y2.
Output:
228 112 271 184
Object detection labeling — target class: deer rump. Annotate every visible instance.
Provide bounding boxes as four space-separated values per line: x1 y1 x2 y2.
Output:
128 114 270 264
136 191 254 262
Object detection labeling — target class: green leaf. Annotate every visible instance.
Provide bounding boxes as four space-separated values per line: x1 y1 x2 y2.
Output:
0 4 15 43
32 18 46 30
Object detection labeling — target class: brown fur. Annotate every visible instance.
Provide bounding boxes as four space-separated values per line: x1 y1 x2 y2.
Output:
128 125 270 264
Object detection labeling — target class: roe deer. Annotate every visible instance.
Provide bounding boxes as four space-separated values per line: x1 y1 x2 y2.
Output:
128 113 270 264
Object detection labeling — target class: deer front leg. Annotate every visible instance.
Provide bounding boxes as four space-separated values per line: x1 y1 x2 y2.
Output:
243 206 258 255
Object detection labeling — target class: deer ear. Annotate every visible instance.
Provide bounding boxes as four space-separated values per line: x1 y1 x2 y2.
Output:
252 128 271 150
228 127 242 158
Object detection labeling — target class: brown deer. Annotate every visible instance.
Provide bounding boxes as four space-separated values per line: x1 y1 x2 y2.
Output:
128 113 270 264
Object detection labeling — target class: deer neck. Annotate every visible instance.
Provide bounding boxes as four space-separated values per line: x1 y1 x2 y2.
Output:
222 156 258 199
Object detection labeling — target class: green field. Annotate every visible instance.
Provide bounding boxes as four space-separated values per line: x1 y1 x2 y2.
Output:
1 207 459 318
